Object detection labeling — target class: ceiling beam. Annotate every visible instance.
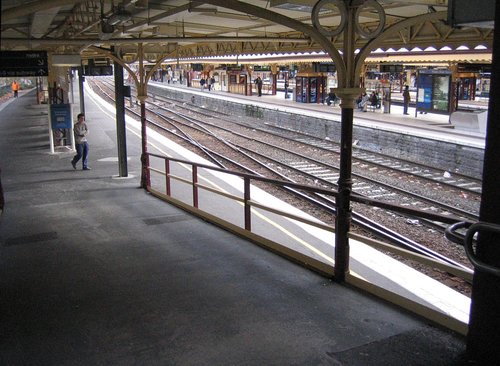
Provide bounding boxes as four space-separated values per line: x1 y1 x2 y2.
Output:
0 36 311 47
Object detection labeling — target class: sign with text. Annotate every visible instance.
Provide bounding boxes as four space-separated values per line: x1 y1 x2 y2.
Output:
0 51 48 77
83 65 113 76
416 70 452 115
50 104 72 129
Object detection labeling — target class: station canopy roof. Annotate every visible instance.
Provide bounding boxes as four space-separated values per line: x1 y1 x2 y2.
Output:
1 1 494 64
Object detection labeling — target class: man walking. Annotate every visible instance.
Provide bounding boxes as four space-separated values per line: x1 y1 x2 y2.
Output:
71 113 91 170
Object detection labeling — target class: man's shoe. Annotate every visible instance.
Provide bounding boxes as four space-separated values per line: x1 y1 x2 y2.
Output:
83 167 91 170
71 161 76 169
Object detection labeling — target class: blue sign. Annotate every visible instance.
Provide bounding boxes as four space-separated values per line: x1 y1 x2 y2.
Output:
417 73 433 110
416 70 452 115
50 104 72 129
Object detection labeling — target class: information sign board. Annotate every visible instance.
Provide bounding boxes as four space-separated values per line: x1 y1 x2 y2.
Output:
83 65 113 76
0 51 48 77
50 104 72 129
416 70 452 115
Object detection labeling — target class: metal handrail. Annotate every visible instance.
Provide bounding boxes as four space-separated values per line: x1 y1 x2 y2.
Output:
146 152 473 280
445 221 472 245
464 222 500 277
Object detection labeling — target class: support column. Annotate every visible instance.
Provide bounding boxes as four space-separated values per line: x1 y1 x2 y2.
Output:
467 2 500 361
114 59 128 177
78 66 85 116
135 43 150 189
333 87 363 281
139 96 149 189
333 3 360 282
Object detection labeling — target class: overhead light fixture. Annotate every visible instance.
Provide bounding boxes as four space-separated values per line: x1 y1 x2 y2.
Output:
100 20 114 40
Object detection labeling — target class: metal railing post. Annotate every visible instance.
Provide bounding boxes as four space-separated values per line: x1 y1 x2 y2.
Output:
165 158 171 196
192 165 199 208
244 177 251 231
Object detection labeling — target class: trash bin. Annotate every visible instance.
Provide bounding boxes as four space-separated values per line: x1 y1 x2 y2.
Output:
383 100 390 114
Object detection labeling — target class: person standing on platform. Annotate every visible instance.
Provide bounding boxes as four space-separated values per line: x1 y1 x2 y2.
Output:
200 78 206 91
71 113 91 171
403 85 411 115
326 89 337 106
11 80 19 98
255 77 263 97
357 92 369 111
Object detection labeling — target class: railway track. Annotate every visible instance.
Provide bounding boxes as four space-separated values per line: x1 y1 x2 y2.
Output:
149 84 482 202
144 85 480 218
147 82 482 195
90 77 475 273
257 124 482 195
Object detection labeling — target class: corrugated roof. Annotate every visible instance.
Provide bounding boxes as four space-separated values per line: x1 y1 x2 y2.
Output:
365 52 492 65
181 51 492 66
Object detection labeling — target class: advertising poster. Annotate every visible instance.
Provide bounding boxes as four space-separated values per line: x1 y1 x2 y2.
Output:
416 70 451 115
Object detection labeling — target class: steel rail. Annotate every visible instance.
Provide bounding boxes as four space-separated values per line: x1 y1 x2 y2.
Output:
150 98 478 222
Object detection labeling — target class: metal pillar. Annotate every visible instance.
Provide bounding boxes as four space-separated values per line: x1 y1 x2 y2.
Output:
78 66 85 116
69 69 75 104
136 43 150 189
139 98 149 188
333 3 359 281
114 59 128 177
467 3 500 361
334 88 362 280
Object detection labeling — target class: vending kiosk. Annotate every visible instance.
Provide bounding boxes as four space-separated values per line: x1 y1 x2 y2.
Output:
295 73 326 103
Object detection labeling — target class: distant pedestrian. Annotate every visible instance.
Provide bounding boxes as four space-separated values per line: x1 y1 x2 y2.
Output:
11 80 19 98
326 89 337 106
403 85 410 115
210 77 215 91
200 78 206 91
255 77 263 97
369 91 380 109
207 77 212 92
357 92 369 112
71 113 91 170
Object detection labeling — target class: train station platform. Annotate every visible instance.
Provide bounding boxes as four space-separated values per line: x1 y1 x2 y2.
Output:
0 89 468 364
151 81 486 150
